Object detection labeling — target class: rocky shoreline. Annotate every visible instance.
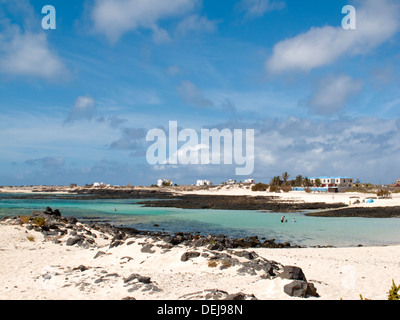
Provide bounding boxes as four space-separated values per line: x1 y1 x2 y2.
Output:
3 206 299 250
0 207 320 300
137 194 347 212
3 187 400 218
305 206 400 218
71 189 400 218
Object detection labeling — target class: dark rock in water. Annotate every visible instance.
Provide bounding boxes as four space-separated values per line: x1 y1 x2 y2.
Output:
181 251 201 262
53 209 61 216
283 280 319 298
44 207 61 217
279 266 307 281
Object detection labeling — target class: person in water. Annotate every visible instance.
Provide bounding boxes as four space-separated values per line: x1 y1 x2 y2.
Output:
293 218 296 223
281 216 285 223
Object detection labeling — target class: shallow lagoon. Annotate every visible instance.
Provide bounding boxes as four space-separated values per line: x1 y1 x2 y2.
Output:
1 194 399 247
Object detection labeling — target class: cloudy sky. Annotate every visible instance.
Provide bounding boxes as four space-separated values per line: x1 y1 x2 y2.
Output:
1 0 399 186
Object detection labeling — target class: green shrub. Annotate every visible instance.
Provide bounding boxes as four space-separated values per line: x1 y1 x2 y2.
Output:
19 215 30 225
281 185 292 193
388 280 400 300
32 217 46 227
269 185 280 193
359 280 399 300
251 183 269 192
377 189 390 197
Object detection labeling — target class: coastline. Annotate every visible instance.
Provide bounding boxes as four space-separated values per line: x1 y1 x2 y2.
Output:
2 185 400 218
1 210 399 300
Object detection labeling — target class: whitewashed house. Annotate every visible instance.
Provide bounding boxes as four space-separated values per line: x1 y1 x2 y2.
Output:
196 180 213 186
157 179 172 187
244 179 255 184
93 182 108 187
224 179 236 185
310 176 353 190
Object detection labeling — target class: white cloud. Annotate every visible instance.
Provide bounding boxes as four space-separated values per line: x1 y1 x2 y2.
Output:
305 75 364 115
91 0 198 43
166 65 182 76
0 2 67 80
25 157 65 169
65 96 96 124
266 0 400 73
151 25 172 44
236 0 285 19
175 14 219 36
253 116 400 183
0 31 66 79
176 80 213 107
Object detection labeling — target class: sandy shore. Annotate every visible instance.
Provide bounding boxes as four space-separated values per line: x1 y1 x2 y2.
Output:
1 217 399 301
182 185 400 208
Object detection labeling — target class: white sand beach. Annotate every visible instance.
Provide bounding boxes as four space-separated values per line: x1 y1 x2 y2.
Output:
0 219 399 301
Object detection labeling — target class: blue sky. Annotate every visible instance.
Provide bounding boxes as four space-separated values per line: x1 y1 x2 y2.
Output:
1 0 399 186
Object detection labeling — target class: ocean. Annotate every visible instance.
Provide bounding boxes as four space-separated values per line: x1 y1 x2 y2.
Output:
1 193 400 248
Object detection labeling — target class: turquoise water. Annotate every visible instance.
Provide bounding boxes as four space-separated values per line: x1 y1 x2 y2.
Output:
1 193 400 248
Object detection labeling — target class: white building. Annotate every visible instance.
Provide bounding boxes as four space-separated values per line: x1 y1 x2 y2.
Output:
310 176 353 189
224 179 236 185
244 179 255 184
157 179 172 187
92 182 108 187
196 180 213 186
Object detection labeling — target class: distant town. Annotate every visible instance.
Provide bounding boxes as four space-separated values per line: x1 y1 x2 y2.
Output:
8 174 397 196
